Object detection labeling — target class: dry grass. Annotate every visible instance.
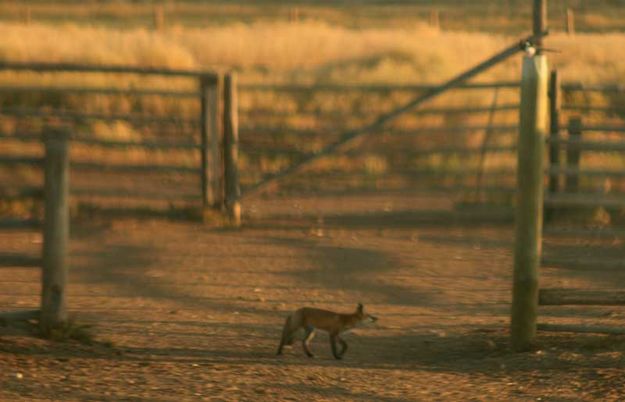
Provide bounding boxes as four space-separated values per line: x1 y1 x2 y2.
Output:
0 21 624 85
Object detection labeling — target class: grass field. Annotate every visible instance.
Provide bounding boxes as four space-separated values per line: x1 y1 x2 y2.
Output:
1 21 625 85
1 1 625 33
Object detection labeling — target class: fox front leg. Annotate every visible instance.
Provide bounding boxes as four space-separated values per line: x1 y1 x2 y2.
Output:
330 334 343 360
303 326 316 358
336 335 348 357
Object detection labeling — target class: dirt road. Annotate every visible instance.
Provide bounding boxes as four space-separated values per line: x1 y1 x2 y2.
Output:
2 192 625 401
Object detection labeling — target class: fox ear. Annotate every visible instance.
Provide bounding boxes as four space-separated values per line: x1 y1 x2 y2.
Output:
357 303 363 312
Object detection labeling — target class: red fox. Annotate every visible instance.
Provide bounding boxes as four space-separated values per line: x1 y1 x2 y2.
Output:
276 303 378 359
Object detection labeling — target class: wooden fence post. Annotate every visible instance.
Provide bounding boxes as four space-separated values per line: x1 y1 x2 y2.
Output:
566 117 582 193
223 72 241 226
429 9 440 29
289 7 300 22
24 6 31 25
546 70 561 218
511 54 549 352
153 5 165 31
40 127 70 333
566 8 575 35
200 74 223 213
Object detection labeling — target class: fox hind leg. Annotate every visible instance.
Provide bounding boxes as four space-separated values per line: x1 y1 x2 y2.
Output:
277 316 293 355
302 326 316 358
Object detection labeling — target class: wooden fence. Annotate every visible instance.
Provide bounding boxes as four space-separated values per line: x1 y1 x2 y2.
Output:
0 127 69 329
0 62 240 225
546 77 625 210
2 81 524 214
1 64 624 220
235 80 522 200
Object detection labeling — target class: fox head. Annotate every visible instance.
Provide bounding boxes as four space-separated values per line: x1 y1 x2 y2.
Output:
355 303 378 325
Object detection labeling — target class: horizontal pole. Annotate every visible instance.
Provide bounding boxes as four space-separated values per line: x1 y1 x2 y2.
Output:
239 124 519 137
382 125 518 136
537 323 625 335
0 156 42 165
0 61 219 80
70 136 200 150
540 289 625 306
0 218 42 229
0 107 200 126
71 187 200 201
240 81 521 92
547 166 625 178
71 161 199 174
544 227 625 238
548 139 625 152
0 132 40 142
240 147 307 156
240 104 520 117
0 253 41 267
238 181 517 195
0 85 200 98
0 186 42 199
578 125 625 133
544 193 625 208
562 105 624 114
271 168 516 179
0 132 200 150
542 257 625 270
562 83 625 93
0 309 40 324
345 145 517 156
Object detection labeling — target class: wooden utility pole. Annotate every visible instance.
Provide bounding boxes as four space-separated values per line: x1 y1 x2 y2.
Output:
223 73 241 226
511 0 549 352
533 0 547 50
40 127 70 333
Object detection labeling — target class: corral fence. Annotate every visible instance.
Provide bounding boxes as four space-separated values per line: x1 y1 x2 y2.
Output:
2 64 624 220
547 74 625 212
0 62 240 228
536 72 625 338
237 80 521 200
0 62 240 329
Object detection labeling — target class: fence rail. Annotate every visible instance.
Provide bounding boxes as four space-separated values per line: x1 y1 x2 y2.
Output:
0 107 200 126
0 85 199 98
238 81 521 92
0 61 219 80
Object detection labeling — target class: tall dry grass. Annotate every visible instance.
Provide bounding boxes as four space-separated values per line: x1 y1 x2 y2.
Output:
0 21 624 84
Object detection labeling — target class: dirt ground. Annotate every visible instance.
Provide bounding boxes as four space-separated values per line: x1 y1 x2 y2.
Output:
2 192 625 401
